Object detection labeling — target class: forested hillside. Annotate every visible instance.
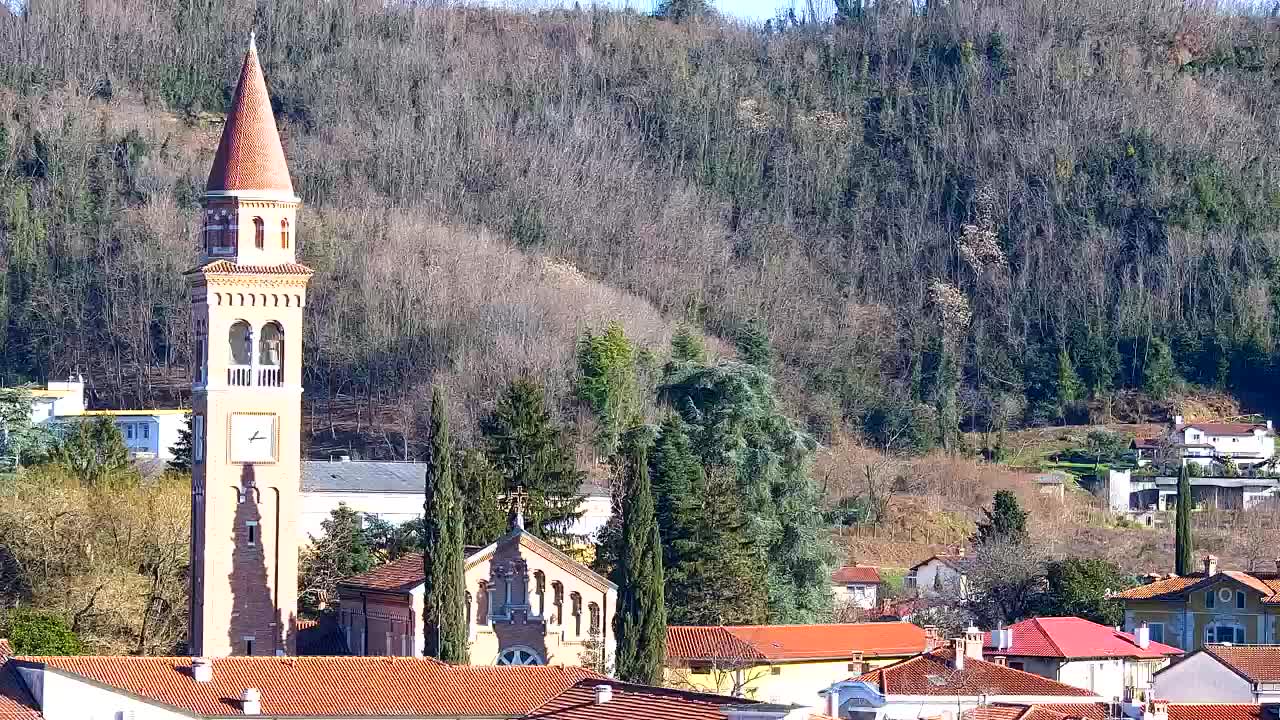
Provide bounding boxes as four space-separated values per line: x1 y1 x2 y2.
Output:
2 0 1280 452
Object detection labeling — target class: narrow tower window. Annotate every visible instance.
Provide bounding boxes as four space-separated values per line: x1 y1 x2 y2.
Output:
281 218 290 249
253 217 265 249
246 521 257 547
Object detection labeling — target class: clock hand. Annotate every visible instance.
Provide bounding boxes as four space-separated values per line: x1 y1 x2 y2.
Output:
248 431 264 442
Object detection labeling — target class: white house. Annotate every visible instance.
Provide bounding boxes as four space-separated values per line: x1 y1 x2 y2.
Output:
16 375 188 460
300 458 613 542
907 547 971 600
818 628 1106 720
1153 644 1280 704
981 617 1182 701
831 565 882 610
1172 416 1275 469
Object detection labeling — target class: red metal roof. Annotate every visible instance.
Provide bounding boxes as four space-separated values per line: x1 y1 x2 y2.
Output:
832 565 882 584
1203 644 1280 683
854 649 1098 697
982 617 1183 660
1168 704 1263 720
206 36 294 194
19 656 599 717
525 679 755 720
667 622 927 663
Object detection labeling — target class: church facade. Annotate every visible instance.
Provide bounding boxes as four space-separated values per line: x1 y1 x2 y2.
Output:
186 34 310 657
335 525 617 668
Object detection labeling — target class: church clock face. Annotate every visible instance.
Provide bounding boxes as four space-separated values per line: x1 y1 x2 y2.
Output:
229 413 278 463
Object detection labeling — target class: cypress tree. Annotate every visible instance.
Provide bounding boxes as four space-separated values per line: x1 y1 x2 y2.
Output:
1175 462 1194 576
422 387 468 663
614 427 666 685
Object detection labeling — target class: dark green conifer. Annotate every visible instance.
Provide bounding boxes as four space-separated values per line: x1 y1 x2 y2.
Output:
614 427 666 684
422 387 467 663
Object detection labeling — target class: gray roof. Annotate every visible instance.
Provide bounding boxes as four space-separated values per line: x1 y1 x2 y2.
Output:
1034 470 1071 485
301 459 611 496
302 460 425 493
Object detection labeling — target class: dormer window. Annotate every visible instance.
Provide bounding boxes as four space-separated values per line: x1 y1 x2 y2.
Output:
253 217 265 249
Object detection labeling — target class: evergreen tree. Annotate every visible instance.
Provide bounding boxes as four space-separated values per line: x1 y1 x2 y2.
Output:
422 387 467 663
669 324 707 364
481 377 585 547
54 415 130 487
974 490 1029 545
1043 558 1131 626
734 318 771 369
1144 338 1177 401
576 323 640 456
613 427 666 684
167 414 193 473
1055 346 1083 422
299 504 377 613
455 448 507 546
1175 463 1194 575
649 415 702 571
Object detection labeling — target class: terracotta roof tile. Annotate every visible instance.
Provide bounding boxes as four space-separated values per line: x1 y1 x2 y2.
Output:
19 656 599 717
964 704 1110 720
1167 704 1264 720
339 553 426 593
1203 644 1280 683
206 37 294 194
832 565 882 584
668 622 927 663
187 260 314 276
0 642 10 660
982 617 1182 659
1115 571 1280 605
525 679 753 720
854 649 1098 697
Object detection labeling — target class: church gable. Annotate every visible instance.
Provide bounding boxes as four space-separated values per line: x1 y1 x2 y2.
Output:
466 531 615 595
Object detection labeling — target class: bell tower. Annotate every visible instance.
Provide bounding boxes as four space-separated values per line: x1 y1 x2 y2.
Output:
187 33 311 657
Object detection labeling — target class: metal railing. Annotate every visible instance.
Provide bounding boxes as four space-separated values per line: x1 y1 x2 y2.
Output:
228 365 252 386
228 364 283 387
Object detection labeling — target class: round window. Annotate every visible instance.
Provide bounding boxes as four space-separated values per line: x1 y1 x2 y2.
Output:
496 646 544 666
1220 588 1233 603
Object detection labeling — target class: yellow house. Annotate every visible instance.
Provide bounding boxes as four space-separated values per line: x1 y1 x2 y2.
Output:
664 621 933 707
1114 554 1280 651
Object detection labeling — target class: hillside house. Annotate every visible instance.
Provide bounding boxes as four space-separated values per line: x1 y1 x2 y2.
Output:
1171 416 1275 469
13 375 187 460
831 565 883 610
1113 555 1280 650
982 617 1182 701
665 622 933 706
819 628 1106 720
907 548 972 600
1153 644 1280 705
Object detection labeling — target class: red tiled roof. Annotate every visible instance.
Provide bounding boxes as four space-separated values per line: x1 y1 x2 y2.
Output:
1168 704 1263 720
832 565 882 584
982 617 1182 659
187 260 314 276
524 678 753 720
20 656 598 717
339 553 426 593
206 36 294 194
1114 571 1280 605
0 642 9 660
854 649 1098 697
0 662 39 720
1178 422 1269 436
667 622 927 663
1203 644 1280 683
964 704 1109 720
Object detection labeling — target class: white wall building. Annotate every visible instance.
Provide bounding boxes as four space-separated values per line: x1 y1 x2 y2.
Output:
1153 644 1280 705
1173 416 1275 469
830 566 882 610
16 376 188 460
906 549 970 601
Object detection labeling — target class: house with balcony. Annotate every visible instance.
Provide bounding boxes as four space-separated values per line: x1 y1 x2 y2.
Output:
12 375 188 460
1170 416 1275 470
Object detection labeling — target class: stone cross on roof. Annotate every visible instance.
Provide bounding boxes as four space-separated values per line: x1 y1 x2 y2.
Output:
509 485 528 531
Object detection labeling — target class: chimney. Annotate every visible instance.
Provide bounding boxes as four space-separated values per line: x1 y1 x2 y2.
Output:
964 625 984 661
594 684 613 705
1136 623 1151 650
881 598 892 616
1174 415 1184 426
241 688 261 716
1204 554 1218 576
191 657 213 683
992 655 1006 666
1148 699 1169 720
924 625 940 650
951 638 966 671
1275 558 1280 574
1268 420 1273 432
847 650 866 676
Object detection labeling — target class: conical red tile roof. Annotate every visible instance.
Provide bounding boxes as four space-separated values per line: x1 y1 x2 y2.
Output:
206 35 294 194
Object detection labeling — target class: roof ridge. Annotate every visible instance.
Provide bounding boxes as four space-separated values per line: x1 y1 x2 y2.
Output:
1031 617 1066 657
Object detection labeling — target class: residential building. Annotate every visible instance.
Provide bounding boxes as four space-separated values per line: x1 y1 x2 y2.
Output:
1153 644 1280 704
907 547 972 600
0 653 821 720
1164 706 1273 720
981 617 1182 700
831 565 882 610
1113 555 1280 650
819 628 1105 720
1106 468 1280 513
665 622 933 706
16 375 188 460
334 513 616 668
300 458 612 541
1171 416 1275 469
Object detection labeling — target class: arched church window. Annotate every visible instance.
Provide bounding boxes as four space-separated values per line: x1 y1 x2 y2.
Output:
281 218 290 249
534 571 546 617
228 321 252 366
259 322 283 365
551 581 563 625
477 582 490 625
570 592 582 637
495 646 543 666
253 217 265 249
465 592 473 628
588 602 600 634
